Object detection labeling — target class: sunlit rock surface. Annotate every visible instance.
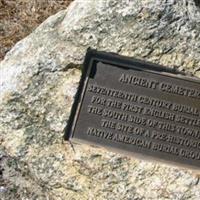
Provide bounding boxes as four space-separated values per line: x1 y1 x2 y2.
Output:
1 0 200 199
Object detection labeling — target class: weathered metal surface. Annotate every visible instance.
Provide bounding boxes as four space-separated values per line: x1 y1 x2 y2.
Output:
64 49 200 169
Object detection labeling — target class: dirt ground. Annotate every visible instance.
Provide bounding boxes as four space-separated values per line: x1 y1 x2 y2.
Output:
0 0 73 61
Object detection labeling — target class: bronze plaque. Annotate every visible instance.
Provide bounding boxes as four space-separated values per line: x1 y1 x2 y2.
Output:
64 49 200 170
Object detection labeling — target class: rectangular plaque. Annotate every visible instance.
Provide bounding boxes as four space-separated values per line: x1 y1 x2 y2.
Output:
64 49 200 170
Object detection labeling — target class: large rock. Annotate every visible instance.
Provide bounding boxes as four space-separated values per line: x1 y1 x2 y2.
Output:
1 0 200 199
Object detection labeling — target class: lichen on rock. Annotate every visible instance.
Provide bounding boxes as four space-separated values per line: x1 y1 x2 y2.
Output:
1 0 200 199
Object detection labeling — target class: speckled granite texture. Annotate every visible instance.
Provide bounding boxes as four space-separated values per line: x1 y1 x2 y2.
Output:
1 0 200 199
